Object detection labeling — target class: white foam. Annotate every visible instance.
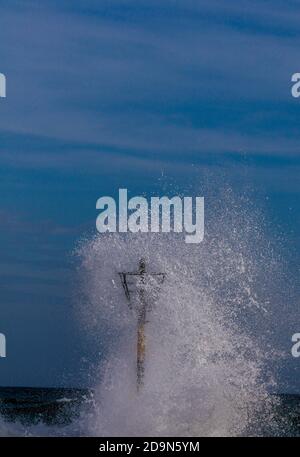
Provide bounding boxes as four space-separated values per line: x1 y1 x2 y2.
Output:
76 219 279 436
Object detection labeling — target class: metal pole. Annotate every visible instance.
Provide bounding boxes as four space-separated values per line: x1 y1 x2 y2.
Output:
137 259 146 391
137 316 146 391
119 259 165 392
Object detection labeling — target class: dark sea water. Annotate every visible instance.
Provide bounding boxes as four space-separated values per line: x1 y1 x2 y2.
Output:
0 387 299 436
0 387 91 429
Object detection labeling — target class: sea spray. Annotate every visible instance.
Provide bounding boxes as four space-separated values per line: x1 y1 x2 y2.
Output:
0 192 286 436
76 193 281 436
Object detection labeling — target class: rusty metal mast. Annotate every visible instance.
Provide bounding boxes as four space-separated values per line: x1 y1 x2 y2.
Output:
119 259 165 391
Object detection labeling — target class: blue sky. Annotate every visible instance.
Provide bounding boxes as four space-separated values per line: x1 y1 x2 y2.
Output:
0 0 299 389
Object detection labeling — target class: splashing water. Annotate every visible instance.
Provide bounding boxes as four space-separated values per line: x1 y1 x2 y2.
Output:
76 196 282 437
0 192 286 436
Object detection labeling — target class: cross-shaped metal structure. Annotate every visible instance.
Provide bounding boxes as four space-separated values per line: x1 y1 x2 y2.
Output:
119 259 165 391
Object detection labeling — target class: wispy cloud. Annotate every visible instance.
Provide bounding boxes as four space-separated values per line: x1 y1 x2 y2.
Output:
1 0 300 167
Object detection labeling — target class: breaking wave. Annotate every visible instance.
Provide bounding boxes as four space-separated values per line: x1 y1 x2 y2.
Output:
76 193 282 437
0 191 287 436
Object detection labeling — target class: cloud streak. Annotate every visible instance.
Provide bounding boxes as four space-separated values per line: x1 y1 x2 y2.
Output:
1 0 300 167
